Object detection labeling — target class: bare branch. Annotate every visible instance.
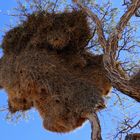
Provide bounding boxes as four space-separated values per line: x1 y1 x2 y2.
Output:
87 113 102 140
103 0 140 102
115 118 140 139
108 0 140 55
73 0 140 102
116 0 140 35
73 0 107 49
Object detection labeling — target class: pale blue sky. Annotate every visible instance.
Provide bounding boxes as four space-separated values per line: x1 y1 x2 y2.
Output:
0 1 140 140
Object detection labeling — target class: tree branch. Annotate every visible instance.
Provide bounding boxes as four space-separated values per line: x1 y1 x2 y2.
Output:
103 0 140 102
87 113 102 140
73 0 140 102
108 0 140 53
115 117 140 139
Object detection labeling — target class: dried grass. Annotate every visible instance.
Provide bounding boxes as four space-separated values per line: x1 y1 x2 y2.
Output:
0 10 111 133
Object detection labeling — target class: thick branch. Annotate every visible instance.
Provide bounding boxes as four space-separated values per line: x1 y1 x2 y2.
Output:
103 54 140 102
73 0 140 102
87 113 102 140
103 0 140 102
117 0 140 32
109 0 140 53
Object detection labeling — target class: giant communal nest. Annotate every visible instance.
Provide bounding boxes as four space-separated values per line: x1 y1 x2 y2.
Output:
0 10 111 133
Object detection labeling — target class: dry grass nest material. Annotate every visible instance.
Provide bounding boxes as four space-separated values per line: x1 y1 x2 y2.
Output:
0 10 111 133
2 10 91 54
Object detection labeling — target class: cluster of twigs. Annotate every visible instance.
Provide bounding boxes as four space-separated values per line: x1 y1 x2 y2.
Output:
115 118 140 139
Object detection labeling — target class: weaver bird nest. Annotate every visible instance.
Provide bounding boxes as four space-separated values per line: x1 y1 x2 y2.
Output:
0 10 111 133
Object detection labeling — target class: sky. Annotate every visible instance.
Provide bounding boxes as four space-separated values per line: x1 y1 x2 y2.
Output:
0 1 140 140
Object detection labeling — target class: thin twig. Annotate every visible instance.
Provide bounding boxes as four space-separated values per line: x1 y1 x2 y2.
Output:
73 0 107 48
